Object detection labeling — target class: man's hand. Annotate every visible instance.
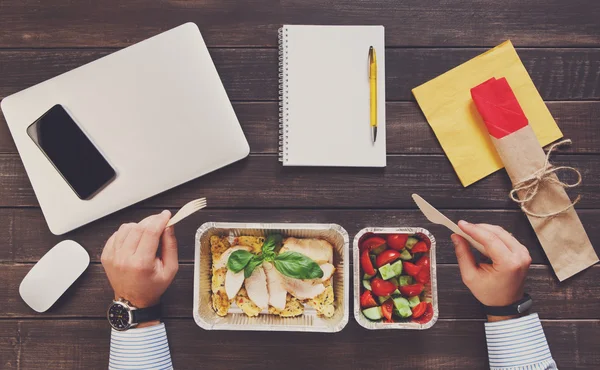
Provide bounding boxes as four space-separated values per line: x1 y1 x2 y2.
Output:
101 210 179 311
452 221 532 322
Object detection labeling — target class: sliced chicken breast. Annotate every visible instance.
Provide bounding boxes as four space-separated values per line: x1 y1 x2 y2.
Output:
281 275 326 300
319 263 336 282
225 269 245 299
213 246 252 270
304 263 336 285
264 262 287 310
281 238 333 264
245 266 269 309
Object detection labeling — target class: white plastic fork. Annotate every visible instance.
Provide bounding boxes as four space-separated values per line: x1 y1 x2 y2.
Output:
166 198 207 227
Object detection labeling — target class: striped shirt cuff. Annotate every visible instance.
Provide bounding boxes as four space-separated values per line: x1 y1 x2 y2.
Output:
109 323 173 370
485 313 557 370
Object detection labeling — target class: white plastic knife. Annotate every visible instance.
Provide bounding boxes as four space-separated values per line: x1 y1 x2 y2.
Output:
412 193 486 255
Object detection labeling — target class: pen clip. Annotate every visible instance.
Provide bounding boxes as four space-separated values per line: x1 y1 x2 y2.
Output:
368 46 373 78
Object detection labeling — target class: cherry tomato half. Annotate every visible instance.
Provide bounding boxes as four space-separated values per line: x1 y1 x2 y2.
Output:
386 234 409 251
416 233 432 248
360 249 376 275
371 278 397 297
376 250 402 268
411 241 429 253
415 255 430 269
414 256 431 284
360 236 386 252
413 302 434 324
411 302 427 318
360 290 378 309
382 299 394 321
399 283 424 297
415 269 431 284
403 261 422 277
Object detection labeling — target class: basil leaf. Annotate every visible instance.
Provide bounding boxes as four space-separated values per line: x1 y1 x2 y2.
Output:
227 250 254 273
263 251 275 262
273 251 324 280
261 234 283 255
244 255 264 278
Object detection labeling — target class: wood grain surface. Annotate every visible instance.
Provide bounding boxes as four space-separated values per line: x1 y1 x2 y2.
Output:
0 153 597 209
1 49 599 102
0 0 598 47
2 319 598 369
1 1 599 369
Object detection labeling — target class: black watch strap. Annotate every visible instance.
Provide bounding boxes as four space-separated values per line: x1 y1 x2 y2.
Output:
482 293 533 316
131 304 162 324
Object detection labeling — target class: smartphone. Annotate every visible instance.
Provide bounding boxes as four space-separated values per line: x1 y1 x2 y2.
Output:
27 104 116 199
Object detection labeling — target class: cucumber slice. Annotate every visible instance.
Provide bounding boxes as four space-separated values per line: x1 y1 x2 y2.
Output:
394 306 413 318
362 306 383 321
392 297 410 310
408 296 421 308
379 263 395 280
405 237 419 250
399 249 412 260
388 276 400 287
398 275 413 286
390 260 403 276
363 273 375 280
392 297 412 318
379 260 404 280
371 243 387 255
363 279 372 291
377 295 391 305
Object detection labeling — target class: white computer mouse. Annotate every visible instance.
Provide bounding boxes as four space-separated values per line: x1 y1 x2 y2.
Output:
19 240 90 312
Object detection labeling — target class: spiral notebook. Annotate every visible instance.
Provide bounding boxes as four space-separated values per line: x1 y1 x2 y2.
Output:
278 25 386 167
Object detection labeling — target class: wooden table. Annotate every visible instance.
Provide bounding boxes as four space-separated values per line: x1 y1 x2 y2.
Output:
1 1 599 369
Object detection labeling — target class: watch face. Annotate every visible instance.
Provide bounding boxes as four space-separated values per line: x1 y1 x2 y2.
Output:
108 302 131 330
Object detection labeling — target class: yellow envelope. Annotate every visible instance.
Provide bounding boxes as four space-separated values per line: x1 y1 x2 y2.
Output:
412 41 563 187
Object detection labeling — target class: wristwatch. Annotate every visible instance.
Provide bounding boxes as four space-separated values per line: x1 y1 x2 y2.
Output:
107 298 162 331
481 293 533 316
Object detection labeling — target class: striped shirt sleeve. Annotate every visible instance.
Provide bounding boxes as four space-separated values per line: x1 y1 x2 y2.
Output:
109 323 173 370
485 313 557 370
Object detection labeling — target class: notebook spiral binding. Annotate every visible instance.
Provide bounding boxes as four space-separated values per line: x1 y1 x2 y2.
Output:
278 27 289 163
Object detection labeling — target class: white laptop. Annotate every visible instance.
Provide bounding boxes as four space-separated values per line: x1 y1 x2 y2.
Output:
0 23 250 235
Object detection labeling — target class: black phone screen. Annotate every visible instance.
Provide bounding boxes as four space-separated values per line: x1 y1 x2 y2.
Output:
27 104 116 199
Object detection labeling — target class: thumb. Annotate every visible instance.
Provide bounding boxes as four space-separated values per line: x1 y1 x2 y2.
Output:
451 234 478 284
161 226 179 277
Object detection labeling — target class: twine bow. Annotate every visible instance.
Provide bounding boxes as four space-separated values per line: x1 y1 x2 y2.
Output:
509 139 582 218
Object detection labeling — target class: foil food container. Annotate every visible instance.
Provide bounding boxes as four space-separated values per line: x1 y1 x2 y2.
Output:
194 222 349 332
353 227 439 330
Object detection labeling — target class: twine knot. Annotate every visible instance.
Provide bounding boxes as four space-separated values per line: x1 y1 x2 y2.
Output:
509 139 582 218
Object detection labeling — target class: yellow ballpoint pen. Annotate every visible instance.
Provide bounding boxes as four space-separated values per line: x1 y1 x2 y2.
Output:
368 46 378 143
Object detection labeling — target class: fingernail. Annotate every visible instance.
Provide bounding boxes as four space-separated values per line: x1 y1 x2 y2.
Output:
458 220 469 226
162 210 170 217
451 235 460 247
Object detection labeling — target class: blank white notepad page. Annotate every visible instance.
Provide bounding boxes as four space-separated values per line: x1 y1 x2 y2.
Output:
280 25 386 167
